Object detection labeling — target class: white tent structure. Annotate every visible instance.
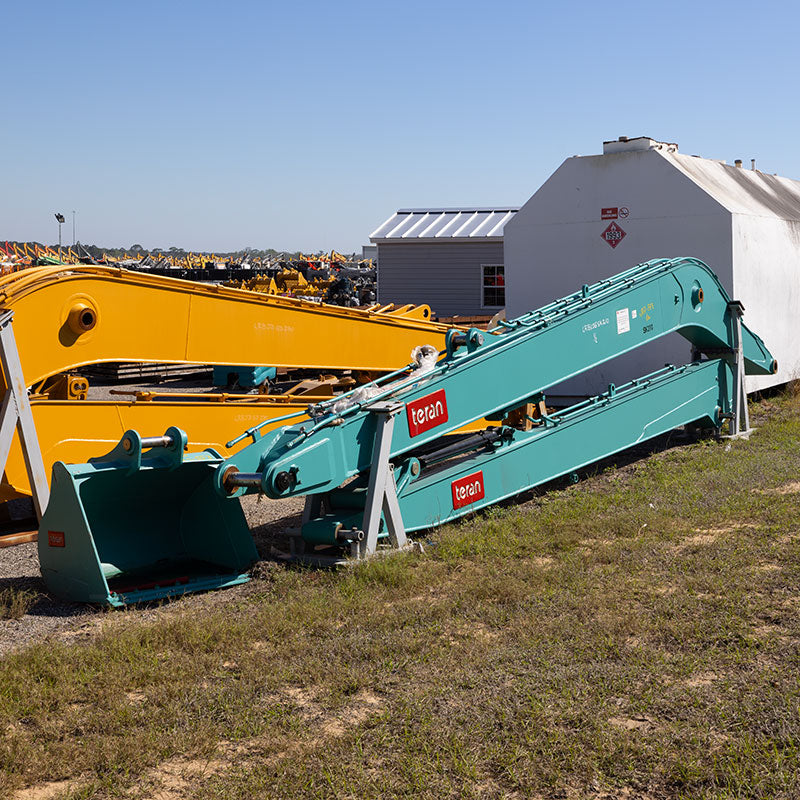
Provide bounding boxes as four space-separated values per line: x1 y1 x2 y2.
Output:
504 137 800 395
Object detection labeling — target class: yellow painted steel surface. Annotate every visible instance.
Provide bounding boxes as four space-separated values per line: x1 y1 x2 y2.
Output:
0 266 449 387
0 267 458 502
0 397 312 502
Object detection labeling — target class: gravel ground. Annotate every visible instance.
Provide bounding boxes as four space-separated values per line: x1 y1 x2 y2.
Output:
0 495 306 659
0 373 312 658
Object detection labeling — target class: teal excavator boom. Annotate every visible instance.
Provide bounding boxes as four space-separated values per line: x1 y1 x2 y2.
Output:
39 258 777 602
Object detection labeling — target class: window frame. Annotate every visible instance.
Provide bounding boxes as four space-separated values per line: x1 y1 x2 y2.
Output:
480 263 505 309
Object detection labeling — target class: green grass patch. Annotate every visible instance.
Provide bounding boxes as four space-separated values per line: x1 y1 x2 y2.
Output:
1 393 800 798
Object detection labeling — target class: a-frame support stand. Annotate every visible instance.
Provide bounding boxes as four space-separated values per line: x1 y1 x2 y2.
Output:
725 300 751 439
357 401 408 558
0 311 49 538
293 401 409 564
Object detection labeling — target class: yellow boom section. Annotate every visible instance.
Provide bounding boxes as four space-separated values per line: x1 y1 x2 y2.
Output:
0 266 448 387
0 395 314 503
0 267 455 505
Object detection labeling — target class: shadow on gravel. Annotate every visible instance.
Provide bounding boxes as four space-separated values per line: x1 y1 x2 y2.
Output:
248 511 304 559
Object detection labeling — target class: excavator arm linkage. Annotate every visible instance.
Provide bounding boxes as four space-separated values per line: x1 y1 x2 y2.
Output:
38 259 777 602
219 257 774 498
0 265 453 503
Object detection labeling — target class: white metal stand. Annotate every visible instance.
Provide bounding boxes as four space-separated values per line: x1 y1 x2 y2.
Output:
291 401 409 564
358 401 408 558
725 300 751 439
0 311 50 519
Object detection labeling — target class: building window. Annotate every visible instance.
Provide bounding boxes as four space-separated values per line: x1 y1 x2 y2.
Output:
482 265 505 307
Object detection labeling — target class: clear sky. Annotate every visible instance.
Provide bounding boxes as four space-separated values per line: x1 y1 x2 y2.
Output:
2 0 797 253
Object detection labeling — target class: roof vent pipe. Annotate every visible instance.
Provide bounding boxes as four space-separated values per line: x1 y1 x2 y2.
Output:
751 159 756 170
619 136 628 142
735 159 743 168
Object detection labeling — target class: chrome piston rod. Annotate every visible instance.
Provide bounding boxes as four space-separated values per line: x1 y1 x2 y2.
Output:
140 436 174 449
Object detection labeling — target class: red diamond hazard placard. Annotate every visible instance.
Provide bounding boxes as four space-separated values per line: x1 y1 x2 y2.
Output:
601 221 626 249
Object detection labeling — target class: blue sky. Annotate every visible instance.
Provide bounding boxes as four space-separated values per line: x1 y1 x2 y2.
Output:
2 0 796 253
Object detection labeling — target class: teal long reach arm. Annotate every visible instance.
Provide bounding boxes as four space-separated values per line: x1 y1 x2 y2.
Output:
217 257 775 503
38 258 777 602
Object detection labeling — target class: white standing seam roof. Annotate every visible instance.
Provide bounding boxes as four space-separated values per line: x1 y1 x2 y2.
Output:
370 208 519 242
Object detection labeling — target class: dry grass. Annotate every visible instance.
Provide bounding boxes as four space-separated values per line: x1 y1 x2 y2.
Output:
0 587 39 620
1 391 800 798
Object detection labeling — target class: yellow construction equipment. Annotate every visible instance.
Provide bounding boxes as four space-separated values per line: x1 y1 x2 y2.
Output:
0 265 442 384
3 394 319 503
0 265 455 513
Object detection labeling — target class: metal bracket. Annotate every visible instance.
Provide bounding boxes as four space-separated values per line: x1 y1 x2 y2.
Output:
0 310 50 519
289 401 409 563
358 401 408 558
724 300 751 439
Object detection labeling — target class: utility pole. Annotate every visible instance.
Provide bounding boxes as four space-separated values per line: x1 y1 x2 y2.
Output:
72 210 76 246
55 213 65 261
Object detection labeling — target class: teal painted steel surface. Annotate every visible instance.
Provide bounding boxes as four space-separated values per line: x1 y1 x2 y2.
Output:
300 360 732 540
38 427 257 606
216 258 774 501
386 359 729 532
212 365 277 387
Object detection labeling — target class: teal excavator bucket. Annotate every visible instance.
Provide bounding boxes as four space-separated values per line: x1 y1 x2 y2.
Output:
38 427 257 607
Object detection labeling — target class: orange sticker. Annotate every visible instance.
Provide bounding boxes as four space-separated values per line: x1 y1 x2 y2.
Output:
48 530 65 547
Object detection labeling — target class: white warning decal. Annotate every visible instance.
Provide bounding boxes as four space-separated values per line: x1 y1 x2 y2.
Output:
616 308 630 334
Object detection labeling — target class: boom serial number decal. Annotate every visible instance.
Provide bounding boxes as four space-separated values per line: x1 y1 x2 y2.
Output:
451 471 485 510
582 317 609 334
406 389 448 437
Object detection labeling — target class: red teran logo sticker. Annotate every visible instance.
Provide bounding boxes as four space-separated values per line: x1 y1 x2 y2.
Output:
451 471 485 510
601 207 618 220
406 389 448 437
48 530 65 547
601 221 627 249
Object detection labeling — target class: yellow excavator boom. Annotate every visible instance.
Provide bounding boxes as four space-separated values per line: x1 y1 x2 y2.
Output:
0 266 455 505
1 394 320 503
0 266 445 388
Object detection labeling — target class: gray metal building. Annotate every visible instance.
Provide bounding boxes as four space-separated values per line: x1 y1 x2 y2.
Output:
369 207 518 317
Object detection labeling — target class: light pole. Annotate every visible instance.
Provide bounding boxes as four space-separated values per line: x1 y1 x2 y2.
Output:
72 210 76 247
55 213 65 261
